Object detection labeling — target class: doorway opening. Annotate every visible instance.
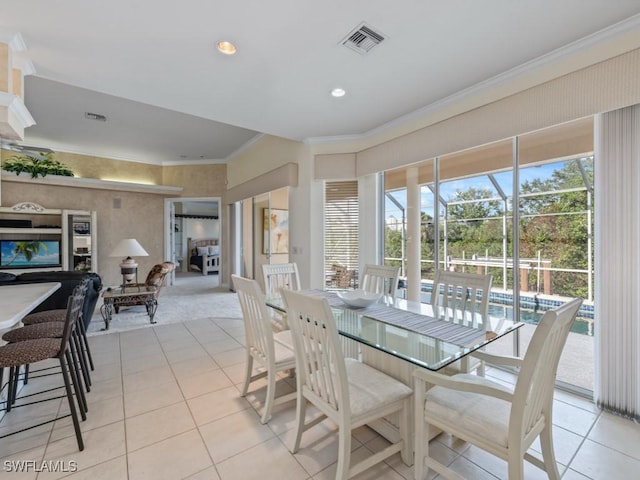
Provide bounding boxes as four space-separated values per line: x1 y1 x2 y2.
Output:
164 197 222 286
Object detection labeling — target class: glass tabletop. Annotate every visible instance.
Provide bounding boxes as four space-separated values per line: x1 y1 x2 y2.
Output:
103 285 157 298
266 290 522 371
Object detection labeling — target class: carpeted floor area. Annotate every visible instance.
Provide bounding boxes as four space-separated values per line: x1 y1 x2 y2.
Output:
87 272 242 335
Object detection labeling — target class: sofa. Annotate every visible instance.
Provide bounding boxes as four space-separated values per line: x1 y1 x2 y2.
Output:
0 270 102 329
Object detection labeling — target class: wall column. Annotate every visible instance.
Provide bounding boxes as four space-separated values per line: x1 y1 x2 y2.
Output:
358 173 381 271
406 167 421 302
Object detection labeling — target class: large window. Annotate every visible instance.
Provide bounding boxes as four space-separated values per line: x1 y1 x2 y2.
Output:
383 123 595 393
325 181 359 289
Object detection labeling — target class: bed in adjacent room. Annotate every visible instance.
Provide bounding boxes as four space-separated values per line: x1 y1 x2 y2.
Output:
188 238 220 275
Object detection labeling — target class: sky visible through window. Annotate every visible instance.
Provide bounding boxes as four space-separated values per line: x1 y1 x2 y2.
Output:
385 161 572 221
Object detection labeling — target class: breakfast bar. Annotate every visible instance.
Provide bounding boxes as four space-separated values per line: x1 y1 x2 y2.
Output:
0 282 61 332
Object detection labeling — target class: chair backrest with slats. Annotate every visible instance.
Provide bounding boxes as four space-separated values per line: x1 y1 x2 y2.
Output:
431 269 493 329
232 275 276 367
262 263 301 297
73 277 91 328
282 289 349 416
58 292 85 358
360 264 400 299
511 298 582 441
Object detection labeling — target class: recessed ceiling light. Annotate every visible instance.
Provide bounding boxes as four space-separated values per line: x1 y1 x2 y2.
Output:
217 41 237 55
331 88 346 98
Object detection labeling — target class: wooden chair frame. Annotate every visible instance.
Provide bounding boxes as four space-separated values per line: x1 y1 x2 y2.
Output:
261 262 301 331
283 289 413 480
360 264 400 300
232 274 296 424
413 298 583 480
431 269 493 375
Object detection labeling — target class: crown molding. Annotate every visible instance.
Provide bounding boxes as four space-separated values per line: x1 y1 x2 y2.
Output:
306 13 640 148
13 57 36 76
0 31 27 51
224 133 266 161
1 171 183 195
0 93 36 140
161 158 227 167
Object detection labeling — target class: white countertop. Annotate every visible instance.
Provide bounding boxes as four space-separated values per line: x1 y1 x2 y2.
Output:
0 282 61 331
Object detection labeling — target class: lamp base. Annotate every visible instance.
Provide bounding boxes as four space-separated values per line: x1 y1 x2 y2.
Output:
119 257 139 292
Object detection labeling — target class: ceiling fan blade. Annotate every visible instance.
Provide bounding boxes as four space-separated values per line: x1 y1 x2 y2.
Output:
16 144 54 154
21 151 50 161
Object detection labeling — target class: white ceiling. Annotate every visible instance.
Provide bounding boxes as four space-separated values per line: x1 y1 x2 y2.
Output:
2 1 640 165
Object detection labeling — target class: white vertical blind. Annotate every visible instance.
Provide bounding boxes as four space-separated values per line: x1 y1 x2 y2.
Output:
325 180 359 278
325 180 360 358
594 104 640 420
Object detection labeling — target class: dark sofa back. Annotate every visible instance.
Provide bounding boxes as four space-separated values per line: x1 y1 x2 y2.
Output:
11 271 102 329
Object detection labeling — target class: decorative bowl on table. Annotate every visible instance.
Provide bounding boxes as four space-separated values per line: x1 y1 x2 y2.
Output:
336 289 382 308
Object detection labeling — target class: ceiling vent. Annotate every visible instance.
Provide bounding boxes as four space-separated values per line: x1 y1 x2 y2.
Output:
85 112 107 122
340 22 385 55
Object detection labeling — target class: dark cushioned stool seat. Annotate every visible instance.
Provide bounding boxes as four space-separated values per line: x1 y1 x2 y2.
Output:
2 322 65 343
22 309 66 325
0 338 61 366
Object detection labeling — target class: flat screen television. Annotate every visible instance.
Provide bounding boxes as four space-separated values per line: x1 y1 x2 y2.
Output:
0 240 62 269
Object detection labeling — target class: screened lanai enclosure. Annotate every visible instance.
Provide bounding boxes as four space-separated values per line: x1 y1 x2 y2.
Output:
321 118 595 391
385 156 593 308
377 118 595 392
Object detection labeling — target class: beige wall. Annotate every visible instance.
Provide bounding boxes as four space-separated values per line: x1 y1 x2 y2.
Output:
226 135 305 189
1 181 164 286
0 150 228 286
55 151 164 185
163 163 226 197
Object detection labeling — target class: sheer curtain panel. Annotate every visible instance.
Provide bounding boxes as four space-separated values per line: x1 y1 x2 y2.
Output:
594 104 640 420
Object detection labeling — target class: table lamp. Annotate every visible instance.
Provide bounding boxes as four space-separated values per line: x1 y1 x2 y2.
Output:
109 238 149 290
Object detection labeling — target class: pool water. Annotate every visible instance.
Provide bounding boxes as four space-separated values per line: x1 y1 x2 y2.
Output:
413 290 593 336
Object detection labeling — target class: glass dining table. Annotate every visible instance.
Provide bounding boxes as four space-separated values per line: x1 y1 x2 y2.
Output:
266 288 522 372
266 288 523 456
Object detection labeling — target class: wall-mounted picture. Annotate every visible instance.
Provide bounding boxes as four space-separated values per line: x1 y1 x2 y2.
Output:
73 221 90 235
263 208 289 254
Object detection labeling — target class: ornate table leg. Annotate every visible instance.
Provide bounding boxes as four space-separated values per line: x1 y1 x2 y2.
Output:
100 301 114 330
145 297 158 324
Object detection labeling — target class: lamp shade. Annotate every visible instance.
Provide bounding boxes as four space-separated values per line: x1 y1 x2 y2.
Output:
109 238 149 258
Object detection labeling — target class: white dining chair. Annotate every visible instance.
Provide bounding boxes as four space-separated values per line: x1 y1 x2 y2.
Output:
431 269 492 375
360 264 400 300
232 274 296 424
413 297 583 480
282 289 413 480
262 262 301 331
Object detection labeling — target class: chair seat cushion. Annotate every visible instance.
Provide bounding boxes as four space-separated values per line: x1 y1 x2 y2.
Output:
273 330 293 350
273 334 295 365
424 373 513 447
269 311 288 332
0 338 62 367
22 309 66 325
344 358 413 418
2 322 65 343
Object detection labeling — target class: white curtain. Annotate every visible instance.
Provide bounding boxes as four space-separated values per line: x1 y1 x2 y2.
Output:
594 105 640 420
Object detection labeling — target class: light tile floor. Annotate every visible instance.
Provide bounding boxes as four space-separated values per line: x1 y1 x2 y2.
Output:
1 317 639 479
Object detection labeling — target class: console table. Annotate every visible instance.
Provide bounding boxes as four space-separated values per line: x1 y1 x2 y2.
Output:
100 285 158 330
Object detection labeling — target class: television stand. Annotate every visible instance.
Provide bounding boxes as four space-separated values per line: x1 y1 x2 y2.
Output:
0 202 98 274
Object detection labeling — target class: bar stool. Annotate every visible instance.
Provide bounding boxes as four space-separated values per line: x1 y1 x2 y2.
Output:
20 279 93 372
2 319 91 401
2 279 93 396
0 293 86 451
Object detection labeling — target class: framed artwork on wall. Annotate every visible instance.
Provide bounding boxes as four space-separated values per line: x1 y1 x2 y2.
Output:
263 208 289 254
